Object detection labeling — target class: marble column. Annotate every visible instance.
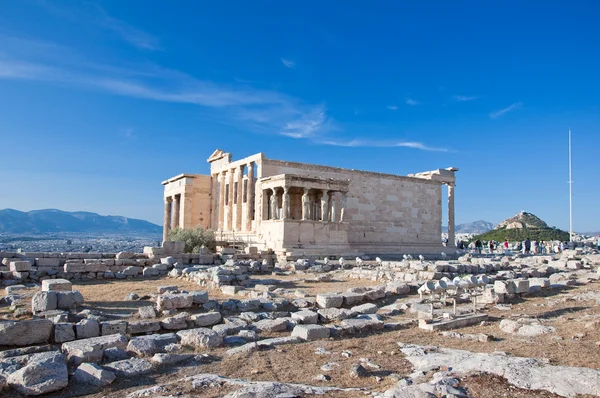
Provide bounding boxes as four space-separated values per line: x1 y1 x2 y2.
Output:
330 192 338 222
245 162 254 231
339 192 347 222
301 188 310 220
227 169 234 230
163 197 172 242
282 187 290 219
218 172 226 231
447 184 456 247
172 194 180 230
235 166 244 231
270 188 278 220
320 189 329 222
211 174 218 229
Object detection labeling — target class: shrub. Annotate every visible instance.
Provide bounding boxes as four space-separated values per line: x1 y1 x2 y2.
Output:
167 227 216 253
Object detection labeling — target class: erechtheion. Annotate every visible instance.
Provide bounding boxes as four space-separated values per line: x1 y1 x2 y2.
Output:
162 149 457 258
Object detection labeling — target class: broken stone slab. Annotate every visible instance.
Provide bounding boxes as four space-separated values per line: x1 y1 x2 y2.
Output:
56 291 84 309
61 333 128 366
190 312 222 327
156 293 193 312
351 303 378 314
75 319 100 339
104 358 153 377
177 328 223 348
126 373 365 398
127 333 178 356
316 294 344 309
256 336 301 348
41 279 72 292
189 291 209 304
32 291 58 313
101 321 128 336
342 292 364 306
252 318 288 333
291 310 319 324
9 261 31 272
6 351 68 396
103 347 129 362
0 345 57 360
138 306 157 319
54 323 76 343
127 321 161 335
317 308 356 323
397 342 600 397
291 324 330 341
0 319 53 346
150 353 194 365
499 319 555 337
212 318 247 336
385 282 411 296
340 315 384 333
157 285 178 294
225 342 259 356
74 362 116 386
161 312 190 330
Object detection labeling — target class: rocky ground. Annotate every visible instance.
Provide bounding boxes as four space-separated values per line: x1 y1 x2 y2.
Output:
0 250 599 397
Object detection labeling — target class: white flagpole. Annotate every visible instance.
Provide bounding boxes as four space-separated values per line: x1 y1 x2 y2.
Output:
569 129 573 241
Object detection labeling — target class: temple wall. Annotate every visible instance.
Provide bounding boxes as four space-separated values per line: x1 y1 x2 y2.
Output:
260 159 442 248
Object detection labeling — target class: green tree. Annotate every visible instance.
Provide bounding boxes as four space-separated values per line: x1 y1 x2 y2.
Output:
167 227 216 253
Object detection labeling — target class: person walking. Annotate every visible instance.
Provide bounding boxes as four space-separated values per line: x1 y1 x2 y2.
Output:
488 240 495 254
524 238 531 254
503 239 509 254
475 239 483 254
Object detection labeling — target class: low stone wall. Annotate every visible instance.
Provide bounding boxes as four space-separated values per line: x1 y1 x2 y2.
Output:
0 251 216 286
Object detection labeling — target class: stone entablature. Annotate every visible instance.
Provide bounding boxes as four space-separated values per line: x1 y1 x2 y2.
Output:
162 149 458 257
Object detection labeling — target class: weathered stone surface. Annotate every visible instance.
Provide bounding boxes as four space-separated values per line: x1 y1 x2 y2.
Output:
101 321 128 336
74 362 116 386
32 291 58 313
190 312 222 327
116 252 135 260
252 318 288 333
103 347 129 362
54 323 76 343
105 358 153 377
317 308 356 323
189 291 209 304
499 319 555 337
75 319 100 339
212 318 247 336
291 324 330 341
61 333 128 366
341 315 384 333
41 279 72 292
316 294 344 309
56 291 81 309
351 303 378 314
156 293 193 312
0 345 56 360
6 351 68 396
138 306 157 319
385 282 411 296
142 267 160 277
150 353 194 365
177 328 223 348
0 319 53 346
127 334 178 356
225 342 259 356
127 321 161 335
157 285 178 294
291 310 319 324
9 261 31 272
342 292 364 306
398 342 600 398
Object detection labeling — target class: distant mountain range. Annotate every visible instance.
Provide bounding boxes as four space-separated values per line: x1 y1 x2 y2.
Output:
0 209 162 234
472 211 570 242
443 220 495 235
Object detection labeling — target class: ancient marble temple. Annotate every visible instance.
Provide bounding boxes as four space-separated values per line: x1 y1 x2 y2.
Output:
162 149 457 258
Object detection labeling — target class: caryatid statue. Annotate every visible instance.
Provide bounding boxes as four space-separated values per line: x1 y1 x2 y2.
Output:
269 189 278 220
301 188 310 220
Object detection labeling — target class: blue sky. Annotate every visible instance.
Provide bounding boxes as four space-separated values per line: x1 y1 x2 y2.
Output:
1 1 599 231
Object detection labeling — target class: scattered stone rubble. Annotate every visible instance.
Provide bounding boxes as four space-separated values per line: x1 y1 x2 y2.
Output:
0 247 597 396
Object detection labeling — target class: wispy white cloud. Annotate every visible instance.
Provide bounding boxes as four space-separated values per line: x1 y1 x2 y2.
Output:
489 102 522 119
406 98 419 106
453 95 479 101
39 1 160 50
281 58 295 69
386 105 398 110
0 35 446 153
316 138 447 152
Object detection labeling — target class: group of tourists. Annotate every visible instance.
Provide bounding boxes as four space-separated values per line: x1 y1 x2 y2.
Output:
462 238 572 255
